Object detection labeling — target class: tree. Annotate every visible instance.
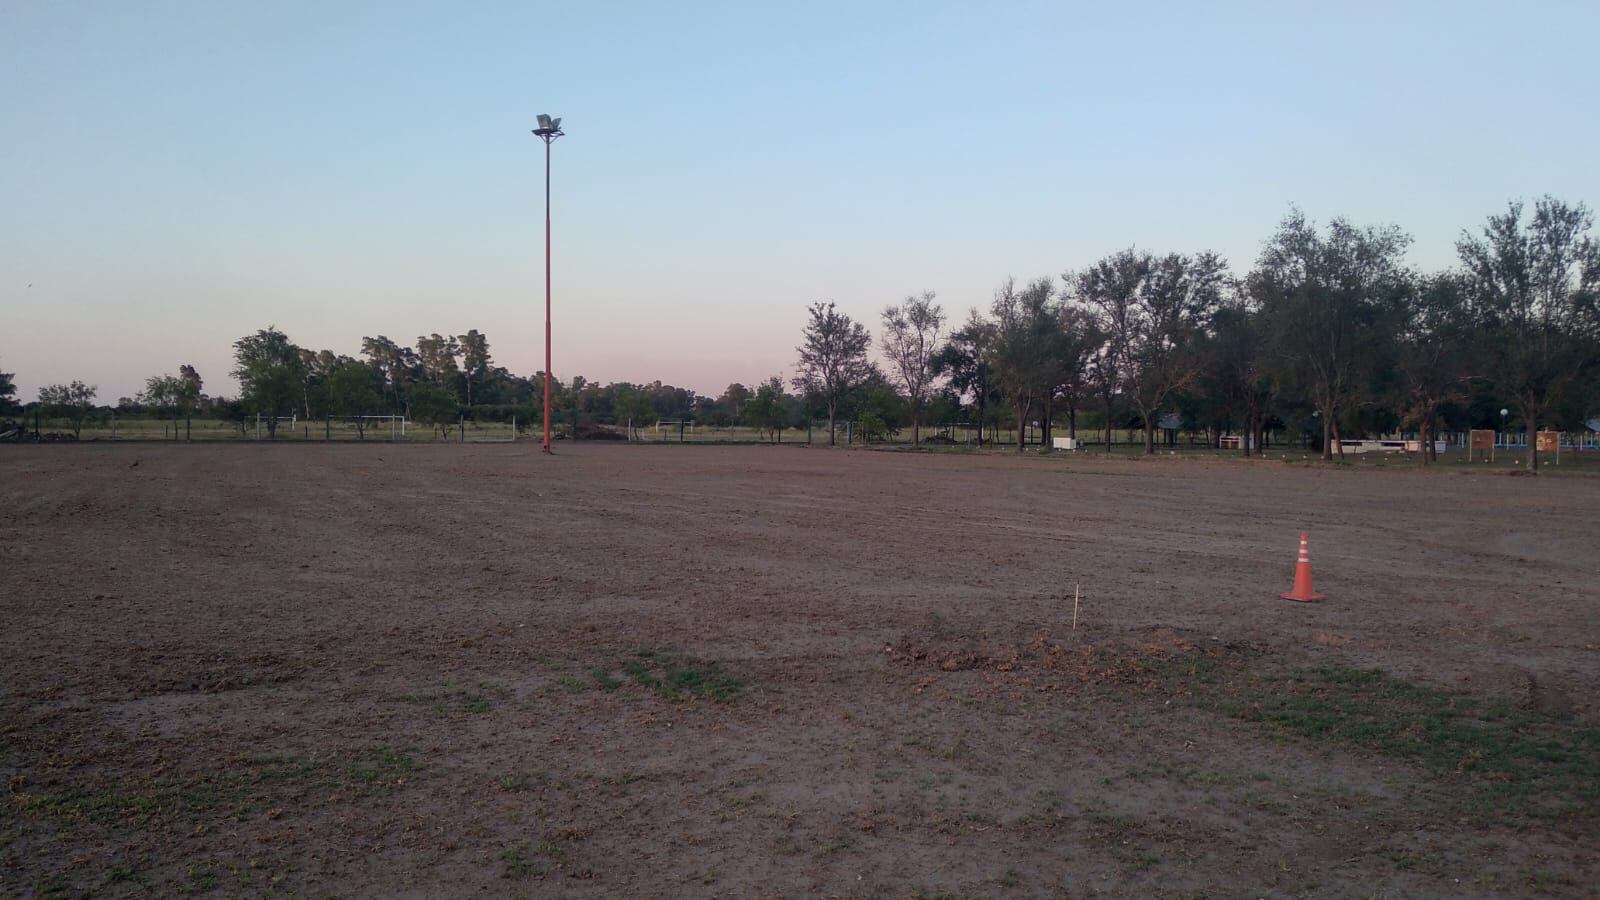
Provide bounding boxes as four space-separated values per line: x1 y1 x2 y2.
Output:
1125 251 1228 453
745 376 789 441
793 301 873 445
416 334 462 393
717 383 752 426
614 386 656 438
851 374 908 442
988 278 1060 452
139 371 200 418
0 363 19 416
1395 273 1471 463
1458 197 1600 472
932 311 998 446
458 329 492 406
233 328 305 438
410 381 458 438
1049 305 1100 442
361 335 420 415
1071 254 1144 452
880 291 945 444
38 381 97 438
327 361 384 438
1253 210 1410 460
179 364 203 400
1200 299 1276 456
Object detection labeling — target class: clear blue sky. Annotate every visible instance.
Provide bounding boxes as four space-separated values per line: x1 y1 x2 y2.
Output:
3 0 1597 402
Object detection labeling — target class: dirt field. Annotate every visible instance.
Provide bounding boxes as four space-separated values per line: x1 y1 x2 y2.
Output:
2 444 1597 898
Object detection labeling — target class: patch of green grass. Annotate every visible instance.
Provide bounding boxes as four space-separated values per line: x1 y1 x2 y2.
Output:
105 858 145 886
398 681 511 715
17 746 421 830
349 746 416 786
597 651 745 703
1156 654 1600 822
498 771 545 793
499 836 568 879
31 874 72 900
500 843 544 880
180 861 218 894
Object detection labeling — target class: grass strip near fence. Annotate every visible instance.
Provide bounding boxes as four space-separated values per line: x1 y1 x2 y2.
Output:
1154 653 1600 824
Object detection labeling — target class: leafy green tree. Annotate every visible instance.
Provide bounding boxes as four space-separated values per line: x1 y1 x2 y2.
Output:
179 364 203 400
416 333 462 399
1458 197 1600 472
614 386 656 438
327 361 385 438
361 335 420 415
1049 304 1101 442
1253 210 1410 460
458 329 492 406
232 327 305 438
1072 253 1142 452
718 383 753 423
1123 250 1228 453
880 291 945 444
794 301 873 445
1395 273 1471 463
850 375 908 442
38 381 97 438
410 381 458 438
0 363 19 416
932 311 998 445
1198 300 1276 455
139 371 201 418
745 376 789 441
988 277 1059 452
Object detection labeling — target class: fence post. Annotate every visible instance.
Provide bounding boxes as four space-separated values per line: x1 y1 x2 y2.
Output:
679 420 685 443
325 416 331 441
460 417 465 443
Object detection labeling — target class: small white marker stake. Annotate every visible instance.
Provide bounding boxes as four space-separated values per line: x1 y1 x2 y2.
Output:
1072 582 1081 631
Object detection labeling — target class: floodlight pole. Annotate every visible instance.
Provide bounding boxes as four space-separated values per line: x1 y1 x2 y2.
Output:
533 116 565 453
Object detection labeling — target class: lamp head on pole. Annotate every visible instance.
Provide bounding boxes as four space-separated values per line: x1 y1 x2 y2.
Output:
532 113 565 141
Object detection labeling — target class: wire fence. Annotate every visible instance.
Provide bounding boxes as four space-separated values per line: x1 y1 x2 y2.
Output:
5 414 520 443
7 413 1598 456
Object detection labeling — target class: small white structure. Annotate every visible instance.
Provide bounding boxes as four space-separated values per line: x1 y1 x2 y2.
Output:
1334 439 1447 454
1052 436 1079 451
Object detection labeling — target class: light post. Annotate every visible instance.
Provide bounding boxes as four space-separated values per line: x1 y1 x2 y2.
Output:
532 114 565 453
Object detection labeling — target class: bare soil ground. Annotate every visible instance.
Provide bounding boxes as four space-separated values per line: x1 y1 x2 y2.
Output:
2 444 1597 898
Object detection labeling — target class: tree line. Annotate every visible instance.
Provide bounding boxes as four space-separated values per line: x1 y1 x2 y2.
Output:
786 197 1599 473
4 197 1596 469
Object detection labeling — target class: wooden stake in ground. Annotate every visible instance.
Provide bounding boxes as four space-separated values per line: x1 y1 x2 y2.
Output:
1072 582 1081 631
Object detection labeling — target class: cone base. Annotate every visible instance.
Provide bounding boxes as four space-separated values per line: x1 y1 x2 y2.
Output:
1280 590 1325 603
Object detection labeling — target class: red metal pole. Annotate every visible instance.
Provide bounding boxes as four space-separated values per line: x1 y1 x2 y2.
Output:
542 137 553 453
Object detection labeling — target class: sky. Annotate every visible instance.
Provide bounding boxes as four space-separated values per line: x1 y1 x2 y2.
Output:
3 0 1598 402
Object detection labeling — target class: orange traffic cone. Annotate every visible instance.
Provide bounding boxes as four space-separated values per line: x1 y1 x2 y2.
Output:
1280 532 1325 602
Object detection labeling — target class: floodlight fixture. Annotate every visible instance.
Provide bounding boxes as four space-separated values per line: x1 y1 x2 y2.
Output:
532 113 565 139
